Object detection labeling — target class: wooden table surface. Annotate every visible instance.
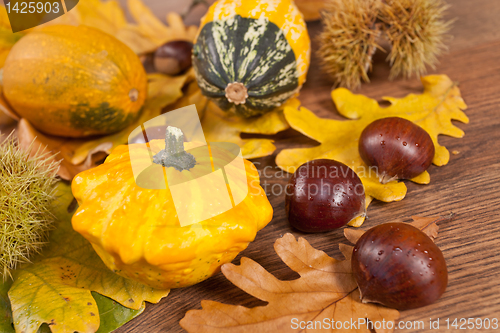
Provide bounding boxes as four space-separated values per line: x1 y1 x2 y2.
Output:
116 0 500 332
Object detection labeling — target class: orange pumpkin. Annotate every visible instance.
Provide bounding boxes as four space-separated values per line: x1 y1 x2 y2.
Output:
3 25 147 138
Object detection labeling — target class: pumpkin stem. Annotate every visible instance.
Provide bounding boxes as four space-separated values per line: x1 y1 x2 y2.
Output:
225 82 248 105
153 126 196 171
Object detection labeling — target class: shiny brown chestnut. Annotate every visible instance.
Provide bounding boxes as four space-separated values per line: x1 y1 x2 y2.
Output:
285 159 366 232
154 40 193 75
352 223 448 310
358 117 435 183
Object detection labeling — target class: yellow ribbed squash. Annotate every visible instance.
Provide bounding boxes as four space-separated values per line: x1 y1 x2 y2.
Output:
71 137 272 289
3 25 147 138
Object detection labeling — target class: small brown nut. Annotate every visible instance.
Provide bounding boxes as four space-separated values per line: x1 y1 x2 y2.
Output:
154 40 193 76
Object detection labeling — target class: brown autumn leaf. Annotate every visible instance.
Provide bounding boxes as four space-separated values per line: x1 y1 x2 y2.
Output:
180 233 400 333
0 85 18 127
181 215 452 332
16 119 109 181
295 0 327 21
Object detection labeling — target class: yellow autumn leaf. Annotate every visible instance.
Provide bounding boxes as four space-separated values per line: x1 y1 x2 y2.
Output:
126 0 197 45
76 0 128 34
201 98 299 159
7 182 169 333
146 70 196 110
276 75 468 227
74 0 197 54
1 0 197 54
163 80 209 123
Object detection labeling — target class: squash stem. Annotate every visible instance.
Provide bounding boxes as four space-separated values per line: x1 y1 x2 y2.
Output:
225 82 248 105
153 126 196 171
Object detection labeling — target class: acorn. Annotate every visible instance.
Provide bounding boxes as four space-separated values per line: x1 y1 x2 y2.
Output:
0 133 60 280
351 222 448 310
318 0 452 88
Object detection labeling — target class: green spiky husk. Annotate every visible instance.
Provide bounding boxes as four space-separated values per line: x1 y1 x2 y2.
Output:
318 0 452 88
380 0 452 79
318 0 383 89
0 133 60 280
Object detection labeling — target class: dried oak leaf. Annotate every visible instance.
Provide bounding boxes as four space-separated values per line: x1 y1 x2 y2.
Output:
181 215 450 333
295 0 327 21
202 98 299 159
5 182 169 333
181 233 399 333
276 75 468 227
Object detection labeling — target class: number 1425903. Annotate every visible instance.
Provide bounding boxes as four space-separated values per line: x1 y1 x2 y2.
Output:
6 1 60 14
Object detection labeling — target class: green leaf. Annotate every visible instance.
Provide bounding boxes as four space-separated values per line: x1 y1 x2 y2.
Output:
93 292 144 333
7 182 169 333
0 279 14 333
